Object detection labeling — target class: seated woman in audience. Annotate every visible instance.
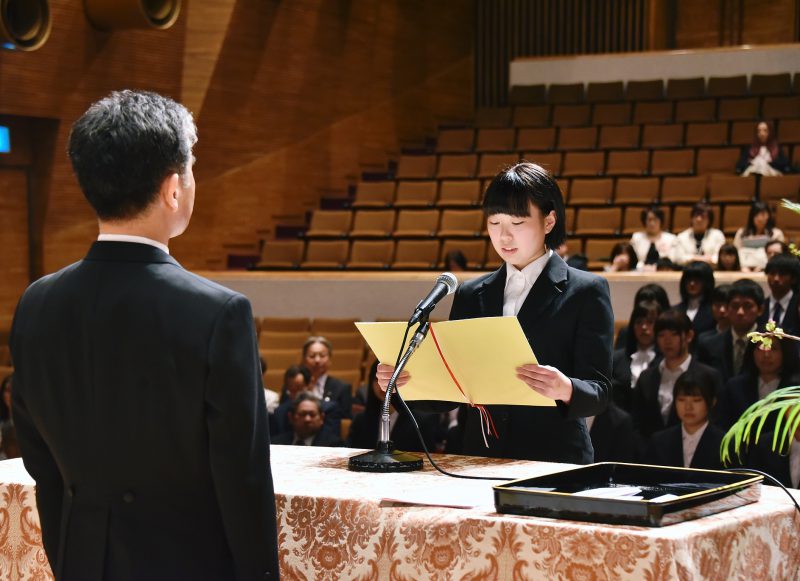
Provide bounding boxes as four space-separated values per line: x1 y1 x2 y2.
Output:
736 121 790 177
630 205 677 270
734 201 784 272
672 261 716 336
646 368 725 470
615 283 671 348
716 244 742 272
671 202 726 266
302 335 353 418
604 242 638 272
611 299 663 413
347 361 439 452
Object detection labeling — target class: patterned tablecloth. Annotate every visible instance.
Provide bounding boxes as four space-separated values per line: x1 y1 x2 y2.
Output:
0 446 798 580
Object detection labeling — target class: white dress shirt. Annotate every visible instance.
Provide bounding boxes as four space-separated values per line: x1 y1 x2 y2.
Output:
630 231 677 269
682 421 708 468
630 347 656 387
685 297 701 322
767 290 793 326
658 355 692 424
503 250 552 317
671 228 726 266
790 439 800 489
312 374 328 399
757 377 780 401
97 233 170 255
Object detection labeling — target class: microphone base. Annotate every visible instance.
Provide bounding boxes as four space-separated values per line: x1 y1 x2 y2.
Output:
348 442 423 473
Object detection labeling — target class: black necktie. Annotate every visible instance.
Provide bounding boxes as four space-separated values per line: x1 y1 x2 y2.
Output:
773 301 783 324
645 242 659 265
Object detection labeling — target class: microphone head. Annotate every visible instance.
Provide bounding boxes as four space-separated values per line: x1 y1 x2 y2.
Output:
437 272 459 295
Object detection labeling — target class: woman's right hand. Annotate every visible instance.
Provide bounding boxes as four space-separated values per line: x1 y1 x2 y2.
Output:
376 363 411 393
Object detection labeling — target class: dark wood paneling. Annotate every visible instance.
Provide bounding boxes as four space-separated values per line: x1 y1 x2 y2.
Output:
0 169 29 321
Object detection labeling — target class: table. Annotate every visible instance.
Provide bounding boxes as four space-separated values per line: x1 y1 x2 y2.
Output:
0 446 798 580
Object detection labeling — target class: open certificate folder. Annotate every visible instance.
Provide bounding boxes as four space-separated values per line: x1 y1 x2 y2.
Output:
355 317 555 407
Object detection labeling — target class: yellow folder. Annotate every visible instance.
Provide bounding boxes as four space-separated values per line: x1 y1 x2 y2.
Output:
355 317 555 407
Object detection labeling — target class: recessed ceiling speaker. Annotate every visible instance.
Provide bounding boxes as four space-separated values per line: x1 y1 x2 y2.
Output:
84 0 181 31
0 0 51 51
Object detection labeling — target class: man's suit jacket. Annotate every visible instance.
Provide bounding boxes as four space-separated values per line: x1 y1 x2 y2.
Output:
696 329 736 382
674 301 715 336
590 402 638 463
10 242 279 580
758 294 800 335
271 430 342 446
322 375 352 419
645 423 725 470
718 372 800 430
270 398 342 438
422 255 613 464
741 433 796 488
610 348 661 414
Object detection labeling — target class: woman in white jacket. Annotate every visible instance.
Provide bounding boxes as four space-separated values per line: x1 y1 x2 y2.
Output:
671 202 726 266
630 205 677 270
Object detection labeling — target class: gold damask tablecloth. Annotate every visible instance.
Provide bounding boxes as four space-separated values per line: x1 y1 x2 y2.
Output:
0 446 798 580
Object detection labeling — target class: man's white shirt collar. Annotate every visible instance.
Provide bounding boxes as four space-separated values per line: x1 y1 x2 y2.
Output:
97 234 170 255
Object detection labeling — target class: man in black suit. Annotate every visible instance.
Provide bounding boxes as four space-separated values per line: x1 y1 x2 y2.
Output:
272 393 342 446
741 428 800 489
379 162 613 464
589 401 638 463
758 254 800 335
10 91 279 580
303 336 353 418
696 279 765 383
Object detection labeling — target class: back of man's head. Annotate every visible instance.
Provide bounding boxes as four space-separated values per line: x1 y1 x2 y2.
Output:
68 90 197 221
729 279 765 308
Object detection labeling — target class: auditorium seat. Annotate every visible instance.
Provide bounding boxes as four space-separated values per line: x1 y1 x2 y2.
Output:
707 75 748 98
394 209 440 237
260 317 311 333
561 151 605 177
259 349 299 373
394 181 438 207
548 83 584 104
674 99 716 123
557 127 598 151
392 239 440 269
763 96 800 120
256 240 304 269
262 370 285 392
685 122 729 147
775 202 800 233
509 84 547 105
750 73 792 96
626 79 663 101
721 204 751 236
650 149 695 176
438 209 484 237
615 177 659 204
730 121 754 146
551 104 591 127
259 331 310 350
478 153 520 178
633 101 673 124
301 240 349 268
516 127 557 151
605 150 649 176
347 240 394 269
437 128 475 153
661 176 707 203
328 350 366 374
484 243 502 269
591 103 632 126
475 128 515 152
474 107 512 128
707 175 756 203
563 207 575 233
622 206 648 234
512 105 550 127
568 178 614 205
641 124 683 149
437 154 478 178
585 237 627 269
305 210 352 238
778 119 800 144
438 180 482 207
695 147 740 174
718 98 759 121
597 125 639 149
666 77 705 100
349 210 395 238
760 175 800 202
586 81 624 103
439 238 487 268
352 182 396 208
524 152 562 176
573 207 621 235
311 318 359 334
396 155 437 179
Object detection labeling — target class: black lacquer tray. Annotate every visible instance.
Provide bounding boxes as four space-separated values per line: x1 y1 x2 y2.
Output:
494 462 762 527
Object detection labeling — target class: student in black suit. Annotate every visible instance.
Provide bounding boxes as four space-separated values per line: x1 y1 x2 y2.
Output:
758 253 800 335
378 162 614 464
742 429 800 489
611 299 662 413
632 309 722 440
10 91 278 579
696 279 765 382
646 368 726 470
272 393 342 446
672 261 716 336
589 401 638 463
614 283 671 349
697 284 732 342
303 336 353 418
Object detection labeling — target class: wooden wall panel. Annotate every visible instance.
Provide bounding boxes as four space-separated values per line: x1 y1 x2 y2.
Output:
0 169 29 324
741 0 798 45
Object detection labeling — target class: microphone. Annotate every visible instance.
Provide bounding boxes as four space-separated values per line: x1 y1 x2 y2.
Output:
408 272 458 326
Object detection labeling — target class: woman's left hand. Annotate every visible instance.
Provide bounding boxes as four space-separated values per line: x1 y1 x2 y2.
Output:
516 364 573 404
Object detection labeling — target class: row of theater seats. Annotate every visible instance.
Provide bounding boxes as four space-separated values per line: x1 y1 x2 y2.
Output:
394 147 799 181
504 74 800 106
435 120 800 154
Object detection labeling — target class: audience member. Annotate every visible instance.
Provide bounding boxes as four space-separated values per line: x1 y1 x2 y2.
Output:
611 299 662 412
272 365 342 437
259 357 280 414
0 375 17 460
348 361 438 452
716 243 742 271
673 261 716 336
758 253 800 334
630 205 677 270
615 283 671 348
271 393 342 446
736 120 791 177
555 241 588 271
733 201 784 272
588 400 638 463
742 425 800 488
697 279 765 382
632 309 722 439
302 336 353 418
699 284 733 341
671 202 726 266
646 368 725 470
765 240 790 261
655 257 678 271
605 242 638 272
444 250 468 272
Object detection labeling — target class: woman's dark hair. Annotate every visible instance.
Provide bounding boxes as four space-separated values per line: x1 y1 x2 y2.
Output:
482 162 567 248
711 283 733 304
717 244 741 271
624 299 663 356
0 374 11 422
740 330 800 384
633 283 671 312
640 205 665 227
690 202 715 228
679 261 715 305
744 201 775 236
68 90 197 221
279 365 312 404
655 308 694 336
673 368 717 410
444 250 468 270
765 240 790 256
610 242 637 271
749 120 780 160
